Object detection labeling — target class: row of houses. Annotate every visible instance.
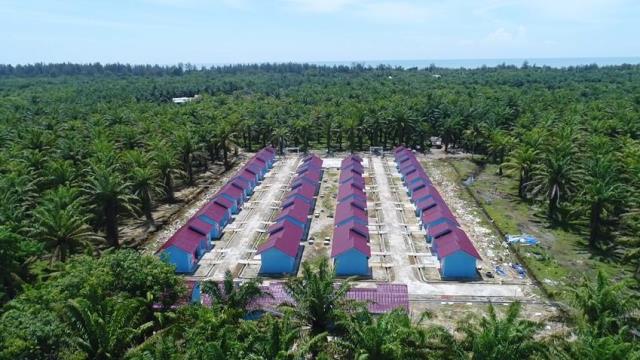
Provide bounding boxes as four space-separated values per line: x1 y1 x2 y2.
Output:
394 147 481 279
331 155 371 276
157 147 277 273
256 154 324 274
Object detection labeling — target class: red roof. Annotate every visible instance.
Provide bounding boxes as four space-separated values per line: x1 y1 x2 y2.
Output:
212 196 233 209
421 206 458 226
198 201 229 222
335 201 367 225
276 202 310 225
416 193 445 211
425 220 455 239
219 183 244 200
435 227 481 259
258 221 302 257
331 228 370 257
338 184 366 202
286 184 315 201
159 225 203 253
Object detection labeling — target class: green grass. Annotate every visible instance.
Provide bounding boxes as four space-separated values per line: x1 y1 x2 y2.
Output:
447 159 631 300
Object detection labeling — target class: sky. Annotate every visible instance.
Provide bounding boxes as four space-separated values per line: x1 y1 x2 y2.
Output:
1 0 639 64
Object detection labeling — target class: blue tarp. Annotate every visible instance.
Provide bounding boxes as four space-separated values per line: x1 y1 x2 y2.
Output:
506 234 539 246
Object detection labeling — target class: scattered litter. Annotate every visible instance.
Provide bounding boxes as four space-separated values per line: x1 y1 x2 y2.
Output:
506 234 539 246
511 263 526 278
495 266 507 277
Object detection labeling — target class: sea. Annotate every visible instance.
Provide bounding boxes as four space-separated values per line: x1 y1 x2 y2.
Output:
311 57 640 69
201 57 640 69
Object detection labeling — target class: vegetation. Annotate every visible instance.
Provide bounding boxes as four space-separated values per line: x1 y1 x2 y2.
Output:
1 62 639 357
0 252 637 359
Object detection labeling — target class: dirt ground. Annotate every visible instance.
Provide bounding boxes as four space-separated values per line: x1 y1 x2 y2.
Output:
151 150 562 325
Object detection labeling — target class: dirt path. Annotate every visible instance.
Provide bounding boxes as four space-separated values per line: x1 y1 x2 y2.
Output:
370 156 418 283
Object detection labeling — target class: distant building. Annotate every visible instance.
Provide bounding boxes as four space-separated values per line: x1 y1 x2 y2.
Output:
171 94 201 104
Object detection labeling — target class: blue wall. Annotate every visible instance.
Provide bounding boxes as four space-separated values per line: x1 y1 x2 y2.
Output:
441 251 478 279
191 282 201 303
334 249 369 276
161 246 196 273
260 248 296 274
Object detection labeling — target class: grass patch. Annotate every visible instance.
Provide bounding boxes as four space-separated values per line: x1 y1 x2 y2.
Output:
447 158 632 300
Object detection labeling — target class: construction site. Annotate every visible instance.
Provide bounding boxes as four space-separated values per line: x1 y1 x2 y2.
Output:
149 147 561 325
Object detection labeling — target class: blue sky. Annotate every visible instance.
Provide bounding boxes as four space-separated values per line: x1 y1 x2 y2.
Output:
1 0 639 64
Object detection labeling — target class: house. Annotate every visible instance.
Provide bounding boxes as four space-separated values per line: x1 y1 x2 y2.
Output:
257 222 303 274
275 201 311 236
212 193 238 215
231 175 254 197
424 219 456 243
196 199 231 239
420 205 458 231
335 199 368 227
337 183 367 204
434 227 481 279
285 186 315 206
415 192 444 217
407 178 431 197
157 225 209 273
331 224 370 276
288 182 318 203
218 183 245 214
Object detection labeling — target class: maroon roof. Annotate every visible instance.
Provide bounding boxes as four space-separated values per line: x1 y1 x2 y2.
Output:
406 170 429 184
335 201 368 224
333 222 369 242
340 176 365 189
282 197 312 215
394 146 407 154
340 169 364 182
245 282 408 315
337 184 366 202
343 154 363 163
416 193 445 212
188 217 212 236
347 284 409 314
290 181 317 197
426 220 455 239
341 160 364 172
331 234 370 257
276 202 310 225
411 185 440 202
435 227 481 260
219 183 244 200
421 206 458 226
158 225 202 253
296 168 322 182
212 196 233 209
198 201 229 222
257 222 302 257
286 184 315 201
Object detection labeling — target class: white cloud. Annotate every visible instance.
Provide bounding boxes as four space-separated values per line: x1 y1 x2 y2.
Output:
485 25 526 43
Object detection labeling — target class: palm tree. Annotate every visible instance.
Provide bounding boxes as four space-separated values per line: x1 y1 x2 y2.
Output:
581 155 626 248
64 297 154 360
151 141 182 203
338 309 461 359
551 327 640 360
284 258 353 336
216 120 239 170
503 145 540 200
201 270 264 319
130 164 163 229
271 126 289 155
487 130 514 176
29 187 102 262
175 130 196 185
84 163 136 248
457 302 547 360
0 226 27 301
569 270 637 337
529 148 582 222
